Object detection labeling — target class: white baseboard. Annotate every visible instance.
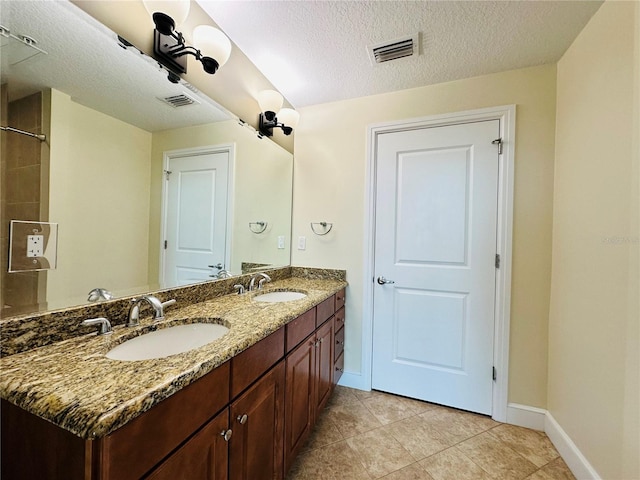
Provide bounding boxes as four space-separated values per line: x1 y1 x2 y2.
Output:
545 411 601 480
336 371 370 391
506 403 546 431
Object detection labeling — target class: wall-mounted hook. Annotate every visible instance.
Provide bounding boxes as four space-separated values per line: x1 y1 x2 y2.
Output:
310 222 333 236
249 221 268 234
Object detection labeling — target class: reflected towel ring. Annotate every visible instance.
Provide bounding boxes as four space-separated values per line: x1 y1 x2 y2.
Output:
249 221 268 234
310 222 333 236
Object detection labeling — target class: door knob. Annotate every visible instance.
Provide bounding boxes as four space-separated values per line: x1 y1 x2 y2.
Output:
377 276 395 285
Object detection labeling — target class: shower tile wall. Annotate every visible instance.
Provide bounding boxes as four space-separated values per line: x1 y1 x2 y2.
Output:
1 90 48 317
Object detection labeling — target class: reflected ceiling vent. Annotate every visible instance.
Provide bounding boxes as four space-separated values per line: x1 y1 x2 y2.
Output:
158 92 200 108
367 33 419 65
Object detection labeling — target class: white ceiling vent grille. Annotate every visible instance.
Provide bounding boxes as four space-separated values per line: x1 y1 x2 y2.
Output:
158 92 200 108
368 34 419 65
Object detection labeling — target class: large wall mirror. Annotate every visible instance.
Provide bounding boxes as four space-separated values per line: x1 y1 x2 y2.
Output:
0 1 293 319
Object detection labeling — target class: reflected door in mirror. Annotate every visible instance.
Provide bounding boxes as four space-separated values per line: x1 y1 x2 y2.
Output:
162 150 230 287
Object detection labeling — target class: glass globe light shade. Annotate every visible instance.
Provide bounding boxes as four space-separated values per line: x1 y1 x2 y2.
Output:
277 108 300 129
193 25 232 68
257 90 284 117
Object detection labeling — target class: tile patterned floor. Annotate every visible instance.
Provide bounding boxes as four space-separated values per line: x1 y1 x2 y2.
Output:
286 387 575 480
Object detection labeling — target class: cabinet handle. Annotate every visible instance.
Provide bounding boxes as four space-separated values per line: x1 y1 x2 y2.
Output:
220 429 232 441
336 367 344 372
237 414 248 425
337 340 344 346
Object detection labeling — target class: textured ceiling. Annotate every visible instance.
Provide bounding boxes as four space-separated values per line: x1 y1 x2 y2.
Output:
197 0 603 108
1 1 230 133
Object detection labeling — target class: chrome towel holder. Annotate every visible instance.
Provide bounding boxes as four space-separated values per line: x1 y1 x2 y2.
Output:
310 222 333 236
249 221 268 234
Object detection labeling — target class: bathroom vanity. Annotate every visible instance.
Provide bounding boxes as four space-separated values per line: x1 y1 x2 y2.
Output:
0 269 346 480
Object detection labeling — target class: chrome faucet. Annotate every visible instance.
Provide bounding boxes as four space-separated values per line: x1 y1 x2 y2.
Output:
248 272 271 291
82 317 113 336
127 295 176 327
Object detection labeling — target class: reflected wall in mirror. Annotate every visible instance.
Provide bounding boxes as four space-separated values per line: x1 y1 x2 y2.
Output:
0 1 293 319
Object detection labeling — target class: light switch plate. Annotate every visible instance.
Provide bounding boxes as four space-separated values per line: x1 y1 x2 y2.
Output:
277 235 285 249
297 236 306 250
9 221 58 272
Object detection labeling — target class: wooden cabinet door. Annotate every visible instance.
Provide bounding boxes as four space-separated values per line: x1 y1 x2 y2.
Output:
229 361 285 480
146 410 229 480
283 335 316 473
315 319 334 413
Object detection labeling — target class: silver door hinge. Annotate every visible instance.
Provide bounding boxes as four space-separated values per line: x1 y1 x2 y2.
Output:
492 366 497 381
491 138 503 155
164 240 168 249
495 254 501 269
164 169 172 180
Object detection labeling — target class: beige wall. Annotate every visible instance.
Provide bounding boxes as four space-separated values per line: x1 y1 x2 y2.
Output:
48 90 152 308
292 64 557 407
549 1 639 478
149 120 293 281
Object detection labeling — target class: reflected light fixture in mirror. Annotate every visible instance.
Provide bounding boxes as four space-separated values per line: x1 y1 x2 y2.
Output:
257 90 300 137
143 0 231 82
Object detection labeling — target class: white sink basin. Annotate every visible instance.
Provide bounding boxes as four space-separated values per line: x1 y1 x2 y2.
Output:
106 323 229 361
253 291 307 303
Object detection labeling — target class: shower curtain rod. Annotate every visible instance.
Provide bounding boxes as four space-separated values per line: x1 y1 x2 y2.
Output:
0 126 46 142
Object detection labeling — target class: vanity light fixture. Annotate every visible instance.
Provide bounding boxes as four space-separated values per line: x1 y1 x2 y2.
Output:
257 90 300 137
143 0 231 83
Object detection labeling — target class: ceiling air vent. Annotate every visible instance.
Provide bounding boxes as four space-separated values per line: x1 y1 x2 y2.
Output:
158 92 200 108
368 34 419 65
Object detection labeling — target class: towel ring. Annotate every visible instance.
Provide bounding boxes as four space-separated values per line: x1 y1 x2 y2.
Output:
310 222 333 236
249 221 268 234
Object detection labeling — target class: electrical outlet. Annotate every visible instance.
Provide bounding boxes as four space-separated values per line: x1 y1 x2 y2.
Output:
278 235 285 249
27 235 44 257
297 236 306 250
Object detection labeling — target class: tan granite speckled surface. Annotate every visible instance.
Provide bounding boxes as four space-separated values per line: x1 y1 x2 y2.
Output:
0 276 346 440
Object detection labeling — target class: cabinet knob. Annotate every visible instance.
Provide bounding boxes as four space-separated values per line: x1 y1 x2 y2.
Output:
336 367 344 372
237 414 248 424
337 340 344 346
220 429 233 441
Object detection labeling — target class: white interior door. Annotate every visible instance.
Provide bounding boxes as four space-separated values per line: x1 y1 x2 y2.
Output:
371 120 500 415
163 150 229 287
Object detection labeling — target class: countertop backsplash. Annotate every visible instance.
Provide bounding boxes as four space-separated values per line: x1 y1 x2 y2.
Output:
0 266 346 357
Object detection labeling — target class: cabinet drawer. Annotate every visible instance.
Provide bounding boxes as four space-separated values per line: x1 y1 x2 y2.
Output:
231 327 285 399
334 307 345 332
334 325 344 361
334 353 344 385
316 296 335 327
335 289 346 311
99 361 230 480
286 308 316 353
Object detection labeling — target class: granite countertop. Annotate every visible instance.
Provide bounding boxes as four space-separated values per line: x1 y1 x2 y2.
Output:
0 277 346 440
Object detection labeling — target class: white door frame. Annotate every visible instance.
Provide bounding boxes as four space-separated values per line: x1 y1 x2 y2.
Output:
362 105 515 422
159 144 235 288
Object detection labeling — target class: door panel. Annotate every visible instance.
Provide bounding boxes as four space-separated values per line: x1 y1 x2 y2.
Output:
146 409 229 480
396 147 470 265
372 120 499 415
230 362 285 480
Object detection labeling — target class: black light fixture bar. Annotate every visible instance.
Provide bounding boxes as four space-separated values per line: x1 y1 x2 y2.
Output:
258 113 293 137
150 12 222 83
